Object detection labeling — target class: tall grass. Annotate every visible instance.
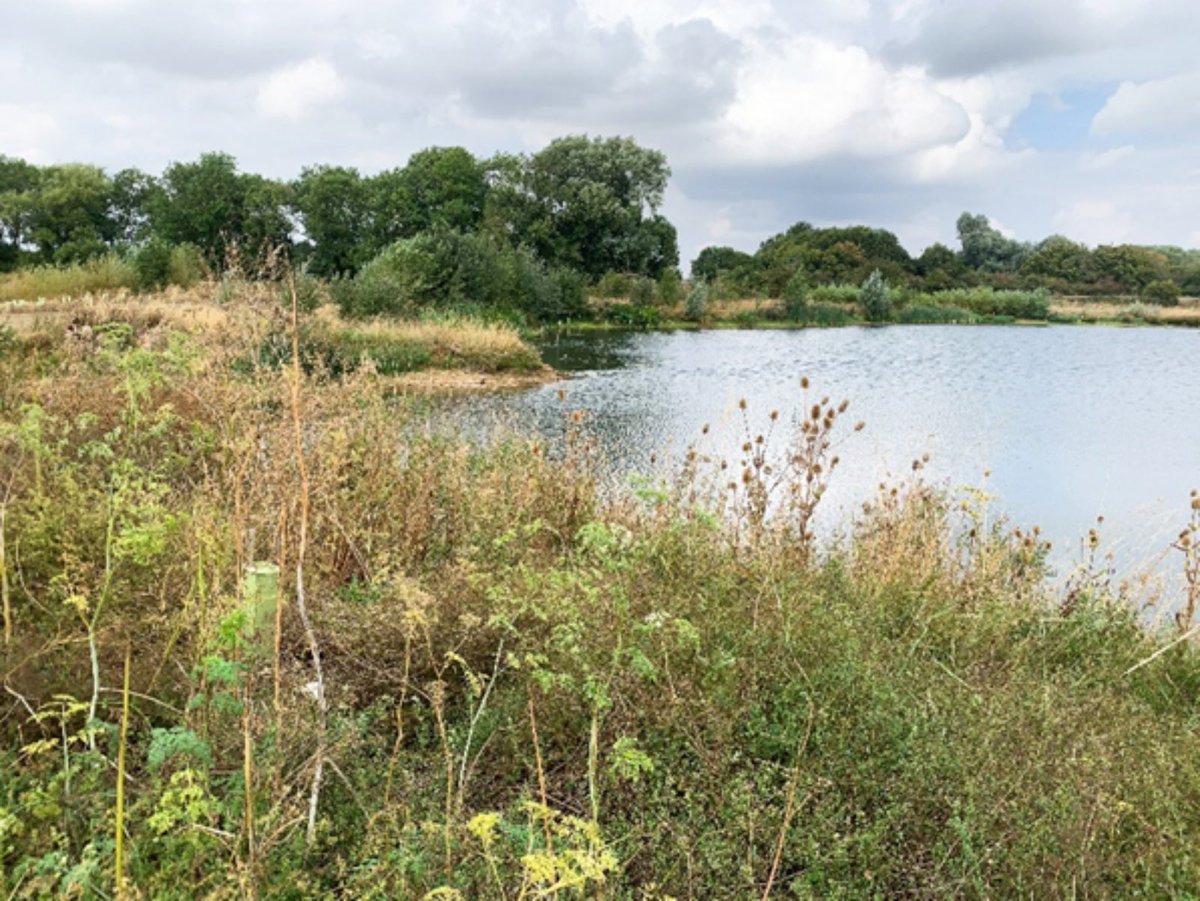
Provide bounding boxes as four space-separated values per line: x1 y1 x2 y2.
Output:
1 319 1199 896
0 255 138 302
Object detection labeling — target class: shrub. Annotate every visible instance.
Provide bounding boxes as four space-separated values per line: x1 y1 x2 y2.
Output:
782 269 809 321
595 271 632 298
896 304 978 324
1141 279 1181 307
807 302 853 326
604 303 661 328
684 281 709 322
657 269 683 305
338 231 586 323
629 276 656 306
133 239 175 291
859 269 892 322
925 286 1050 319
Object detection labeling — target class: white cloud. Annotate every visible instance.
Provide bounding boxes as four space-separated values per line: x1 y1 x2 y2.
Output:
1082 144 1135 169
255 57 345 121
1052 200 1132 245
0 104 59 161
716 36 968 165
1092 73 1200 135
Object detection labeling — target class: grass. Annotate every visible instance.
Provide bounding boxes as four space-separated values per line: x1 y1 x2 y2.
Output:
1 282 547 379
2 306 1200 897
0 255 139 302
1051 298 1200 326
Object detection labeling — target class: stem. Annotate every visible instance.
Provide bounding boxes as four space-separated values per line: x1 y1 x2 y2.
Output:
114 645 131 900
1 502 10 646
287 272 326 847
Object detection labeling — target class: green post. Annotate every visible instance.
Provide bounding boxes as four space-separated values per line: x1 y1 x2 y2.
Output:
242 561 280 656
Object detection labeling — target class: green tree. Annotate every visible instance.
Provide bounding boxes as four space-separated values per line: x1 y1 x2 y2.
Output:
485 135 675 279
1141 279 1180 306
108 168 160 247
859 268 892 322
25 164 114 263
956 212 1029 273
1091 244 1168 293
684 280 709 321
292 165 371 277
0 156 41 270
1020 235 1093 284
690 245 754 283
152 153 289 266
782 268 809 321
398 146 486 234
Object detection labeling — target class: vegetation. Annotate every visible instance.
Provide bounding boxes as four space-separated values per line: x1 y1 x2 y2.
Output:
859 269 892 323
2 304 1200 898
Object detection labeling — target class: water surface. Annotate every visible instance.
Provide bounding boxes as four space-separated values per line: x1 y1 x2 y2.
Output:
445 325 1200 593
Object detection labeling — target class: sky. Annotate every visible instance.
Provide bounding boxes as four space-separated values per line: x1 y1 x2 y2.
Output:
4 0 1200 268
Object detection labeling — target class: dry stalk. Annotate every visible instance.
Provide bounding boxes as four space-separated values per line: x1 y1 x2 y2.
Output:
287 272 327 847
761 691 816 900
114 644 131 900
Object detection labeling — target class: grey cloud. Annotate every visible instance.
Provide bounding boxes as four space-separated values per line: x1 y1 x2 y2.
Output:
883 2 1099 77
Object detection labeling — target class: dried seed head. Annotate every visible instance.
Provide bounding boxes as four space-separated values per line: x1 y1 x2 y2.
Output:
838 399 849 413
738 398 747 410
854 421 865 432
770 409 779 421
701 423 710 435
800 376 810 389
811 404 821 420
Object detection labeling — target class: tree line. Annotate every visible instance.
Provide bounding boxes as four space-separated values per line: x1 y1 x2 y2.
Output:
3 136 1196 316
0 136 677 293
693 213 1195 306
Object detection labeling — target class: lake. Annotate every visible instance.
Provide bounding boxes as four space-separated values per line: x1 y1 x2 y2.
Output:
442 325 1200 598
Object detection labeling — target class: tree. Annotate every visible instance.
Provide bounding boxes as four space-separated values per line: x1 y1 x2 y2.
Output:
691 245 754 282
0 156 41 270
1021 235 1092 284
956 212 1029 273
1141 279 1180 306
859 268 891 322
485 135 674 279
1092 244 1167 293
685 280 709 321
107 168 159 247
292 165 371 277
25 164 114 263
398 146 486 234
152 153 289 266
782 268 808 321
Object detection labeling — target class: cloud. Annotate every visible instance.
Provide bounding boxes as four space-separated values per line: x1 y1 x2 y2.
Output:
715 36 969 166
1092 73 1200 135
256 57 345 121
0 104 59 161
886 0 1198 77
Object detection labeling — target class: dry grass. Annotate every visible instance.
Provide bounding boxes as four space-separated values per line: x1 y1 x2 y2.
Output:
0 256 139 303
1051 297 1200 324
1 284 547 378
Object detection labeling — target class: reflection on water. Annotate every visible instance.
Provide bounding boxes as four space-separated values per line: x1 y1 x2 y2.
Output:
438 325 1200 593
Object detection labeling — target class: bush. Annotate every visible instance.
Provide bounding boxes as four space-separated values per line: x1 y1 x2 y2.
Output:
338 231 587 323
782 269 809 321
807 302 853 326
684 281 709 322
925 286 1050 319
1141 279 1180 307
629 276 656 306
595 271 632 298
896 304 978 324
657 269 683 305
133 239 175 291
859 269 892 322
604 303 661 328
